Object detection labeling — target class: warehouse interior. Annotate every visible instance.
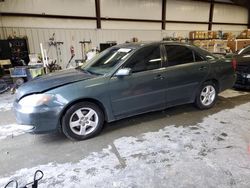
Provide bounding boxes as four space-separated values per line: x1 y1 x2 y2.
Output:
0 0 249 67
0 0 250 187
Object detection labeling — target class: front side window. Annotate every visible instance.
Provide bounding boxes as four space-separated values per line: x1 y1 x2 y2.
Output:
125 45 162 73
83 47 132 75
165 45 194 67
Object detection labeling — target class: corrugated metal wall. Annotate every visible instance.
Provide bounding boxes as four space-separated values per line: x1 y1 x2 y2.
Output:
0 0 96 17
0 27 165 67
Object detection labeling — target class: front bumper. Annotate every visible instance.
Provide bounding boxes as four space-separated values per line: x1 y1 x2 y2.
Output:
14 101 64 134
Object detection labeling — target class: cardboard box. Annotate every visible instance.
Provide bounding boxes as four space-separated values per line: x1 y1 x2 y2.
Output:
189 31 218 39
227 39 250 52
238 29 250 39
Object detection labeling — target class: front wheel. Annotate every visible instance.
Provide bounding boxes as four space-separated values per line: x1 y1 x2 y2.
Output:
195 82 218 109
62 102 104 141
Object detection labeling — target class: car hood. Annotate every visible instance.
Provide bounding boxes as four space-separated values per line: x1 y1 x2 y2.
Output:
16 68 96 100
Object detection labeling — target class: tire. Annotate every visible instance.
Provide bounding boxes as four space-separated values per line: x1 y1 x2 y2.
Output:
195 81 218 109
62 102 104 141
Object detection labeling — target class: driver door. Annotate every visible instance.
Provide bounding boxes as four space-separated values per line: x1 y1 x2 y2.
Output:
108 44 167 119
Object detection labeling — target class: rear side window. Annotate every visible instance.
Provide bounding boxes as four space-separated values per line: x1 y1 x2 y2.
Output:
165 45 194 66
125 45 162 73
196 47 217 60
194 52 204 62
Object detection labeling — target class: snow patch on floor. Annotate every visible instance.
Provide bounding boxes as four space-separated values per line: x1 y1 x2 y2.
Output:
0 93 14 112
0 103 250 187
0 147 120 188
0 124 31 140
219 89 249 98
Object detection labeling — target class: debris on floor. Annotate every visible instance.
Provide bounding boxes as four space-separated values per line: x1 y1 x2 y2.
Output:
0 124 32 140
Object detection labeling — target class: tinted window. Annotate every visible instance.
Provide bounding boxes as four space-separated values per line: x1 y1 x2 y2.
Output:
165 45 194 66
196 47 217 60
125 45 161 73
194 52 204 62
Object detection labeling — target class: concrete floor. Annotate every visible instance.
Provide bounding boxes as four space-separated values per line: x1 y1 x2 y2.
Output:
0 89 250 187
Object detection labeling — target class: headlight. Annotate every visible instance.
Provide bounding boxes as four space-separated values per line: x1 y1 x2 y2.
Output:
19 94 53 107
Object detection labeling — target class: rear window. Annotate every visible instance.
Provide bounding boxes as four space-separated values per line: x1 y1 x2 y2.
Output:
194 47 218 60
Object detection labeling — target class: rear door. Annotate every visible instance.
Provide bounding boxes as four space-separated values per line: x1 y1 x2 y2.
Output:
163 45 210 106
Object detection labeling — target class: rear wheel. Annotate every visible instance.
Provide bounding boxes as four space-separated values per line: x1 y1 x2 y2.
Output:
62 102 104 141
195 82 217 109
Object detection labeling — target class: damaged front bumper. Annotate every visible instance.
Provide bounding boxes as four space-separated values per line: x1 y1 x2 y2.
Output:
13 101 64 134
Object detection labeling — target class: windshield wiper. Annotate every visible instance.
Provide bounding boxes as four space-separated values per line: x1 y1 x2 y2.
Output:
75 67 91 74
87 70 103 75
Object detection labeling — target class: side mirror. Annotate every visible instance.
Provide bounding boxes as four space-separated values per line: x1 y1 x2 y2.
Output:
115 68 132 77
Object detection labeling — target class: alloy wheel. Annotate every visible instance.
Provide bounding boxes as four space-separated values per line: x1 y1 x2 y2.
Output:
69 108 99 136
200 85 216 106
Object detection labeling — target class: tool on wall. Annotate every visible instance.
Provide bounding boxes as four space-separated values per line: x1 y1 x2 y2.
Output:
39 33 63 73
79 40 92 62
66 45 76 68
48 33 64 67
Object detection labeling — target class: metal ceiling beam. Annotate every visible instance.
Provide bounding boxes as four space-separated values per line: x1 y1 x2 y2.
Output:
191 0 243 6
0 12 97 20
1 12 247 26
100 17 161 23
230 0 249 6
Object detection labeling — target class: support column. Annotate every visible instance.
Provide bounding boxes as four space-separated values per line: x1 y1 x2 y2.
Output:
248 7 250 29
95 0 101 29
208 0 214 30
162 0 167 30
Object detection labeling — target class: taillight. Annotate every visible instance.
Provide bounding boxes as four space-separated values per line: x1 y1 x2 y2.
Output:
231 59 237 71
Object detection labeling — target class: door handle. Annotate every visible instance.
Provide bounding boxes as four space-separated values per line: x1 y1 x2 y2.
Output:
154 74 165 80
199 66 207 71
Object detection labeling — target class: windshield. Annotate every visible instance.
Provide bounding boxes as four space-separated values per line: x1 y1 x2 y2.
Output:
82 47 132 75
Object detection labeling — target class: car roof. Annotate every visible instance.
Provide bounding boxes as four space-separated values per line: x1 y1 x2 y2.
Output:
115 41 191 50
